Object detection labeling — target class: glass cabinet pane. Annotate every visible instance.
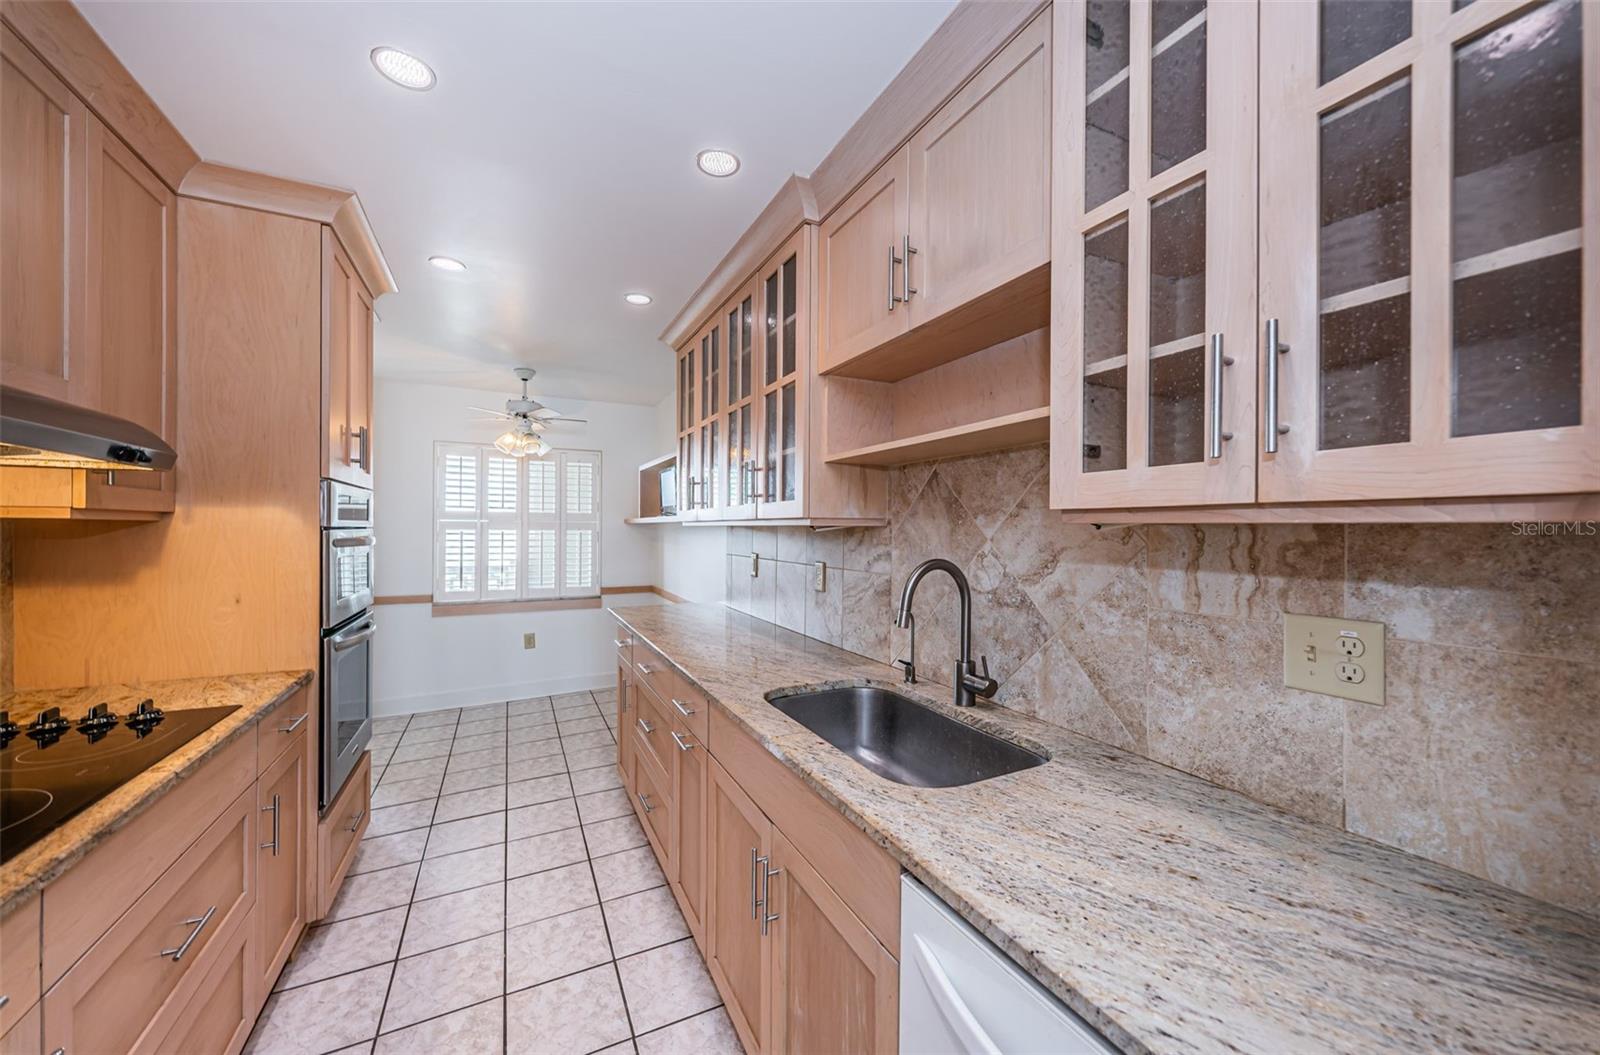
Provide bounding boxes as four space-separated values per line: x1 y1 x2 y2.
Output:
1320 0 1410 84
685 347 695 425
1318 79 1411 450
700 335 710 419
764 272 778 385
677 355 685 431
740 295 753 398
709 328 720 413
1083 219 1129 472
764 391 778 499
708 419 719 509
1148 182 1206 467
1151 1 1206 176
1451 0 1582 437
1085 0 1130 210
726 407 741 506
781 383 797 501
726 305 741 404
781 256 797 378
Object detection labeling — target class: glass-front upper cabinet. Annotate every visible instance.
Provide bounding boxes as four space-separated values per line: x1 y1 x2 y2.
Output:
721 278 760 520
1051 0 1259 509
756 228 810 519
694 322 722 519
675 337 695 517
1259 0 1596 501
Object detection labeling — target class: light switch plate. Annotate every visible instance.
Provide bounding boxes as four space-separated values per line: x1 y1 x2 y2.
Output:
523 632 537 650
1283 613 1384 705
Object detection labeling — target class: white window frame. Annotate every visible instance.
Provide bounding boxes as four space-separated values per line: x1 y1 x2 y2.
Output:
433 442 602 604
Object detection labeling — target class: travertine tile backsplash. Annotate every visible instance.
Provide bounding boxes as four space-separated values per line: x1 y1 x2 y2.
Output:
723 445 1599 917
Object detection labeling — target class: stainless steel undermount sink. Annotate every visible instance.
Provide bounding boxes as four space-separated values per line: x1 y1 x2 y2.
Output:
767 686 1047 788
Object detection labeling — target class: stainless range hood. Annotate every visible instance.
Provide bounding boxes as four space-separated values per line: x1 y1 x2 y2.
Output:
0 385 176 472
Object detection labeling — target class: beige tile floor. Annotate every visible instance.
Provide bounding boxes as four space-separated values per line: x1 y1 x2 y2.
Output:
244 691 746 1055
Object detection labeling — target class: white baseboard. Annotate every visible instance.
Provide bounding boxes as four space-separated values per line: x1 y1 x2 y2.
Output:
374 671 613 717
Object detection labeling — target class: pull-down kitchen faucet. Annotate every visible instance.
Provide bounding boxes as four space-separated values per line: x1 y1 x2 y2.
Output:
895 558 999 707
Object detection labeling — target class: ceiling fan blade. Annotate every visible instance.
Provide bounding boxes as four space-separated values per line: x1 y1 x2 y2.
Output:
467 406 510 417
544 416 588 425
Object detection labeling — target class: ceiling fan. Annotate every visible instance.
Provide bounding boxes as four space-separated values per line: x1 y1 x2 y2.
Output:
469 367 587 457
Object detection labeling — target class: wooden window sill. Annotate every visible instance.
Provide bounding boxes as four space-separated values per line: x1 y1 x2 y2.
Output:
430 598 602 616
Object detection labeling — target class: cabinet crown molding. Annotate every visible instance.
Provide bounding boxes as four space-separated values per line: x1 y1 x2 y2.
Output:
179 162 397 299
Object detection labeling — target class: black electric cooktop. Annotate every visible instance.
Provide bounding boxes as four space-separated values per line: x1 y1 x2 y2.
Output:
0 701 240 865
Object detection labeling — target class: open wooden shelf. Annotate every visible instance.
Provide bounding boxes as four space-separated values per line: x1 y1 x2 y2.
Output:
623 515 679 525
827 406 1049 467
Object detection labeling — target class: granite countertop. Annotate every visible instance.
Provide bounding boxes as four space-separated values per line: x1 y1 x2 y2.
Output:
612 603 1600 1055
0 670 314 914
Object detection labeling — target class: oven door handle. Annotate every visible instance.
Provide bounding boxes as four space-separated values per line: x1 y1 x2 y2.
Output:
331 620 377 651
330 535 375 548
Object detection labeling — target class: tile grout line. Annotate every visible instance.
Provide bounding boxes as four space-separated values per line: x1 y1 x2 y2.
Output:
562 689 642 1047
371 706 461 1045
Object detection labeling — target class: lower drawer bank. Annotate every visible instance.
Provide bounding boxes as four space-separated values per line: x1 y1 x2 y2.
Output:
0 682 370 1055
612 618 901 1055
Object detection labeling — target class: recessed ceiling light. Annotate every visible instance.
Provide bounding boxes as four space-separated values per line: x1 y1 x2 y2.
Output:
623 292 653 306
371 46 436 91
428 255 466 273
696 149 740 178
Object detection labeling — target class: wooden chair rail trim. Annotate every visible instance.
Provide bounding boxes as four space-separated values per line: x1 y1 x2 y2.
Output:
179 162 396 297
0 1 200 191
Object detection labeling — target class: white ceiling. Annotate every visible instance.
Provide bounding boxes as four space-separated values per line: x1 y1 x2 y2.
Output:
80 1 957 406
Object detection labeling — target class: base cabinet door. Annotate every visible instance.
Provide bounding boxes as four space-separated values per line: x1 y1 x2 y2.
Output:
256 727 309 993
671 722 710 947
766 830 899 1055
616 657 635 784
707 758 772 1055
153 925 254 1055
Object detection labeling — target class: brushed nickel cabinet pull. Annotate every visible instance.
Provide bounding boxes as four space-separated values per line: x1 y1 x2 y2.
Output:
1208 334 1235 460
670 698 695 717
750 848 761 919
637 791 654 814
259 794 281 855
887 245 904 312
902 235 918 301
1264 319 1290 453
347 807 367 833
670 730 695 752
279 713 308 734
759 858 783 936
636 717 654 734
160 905 217 962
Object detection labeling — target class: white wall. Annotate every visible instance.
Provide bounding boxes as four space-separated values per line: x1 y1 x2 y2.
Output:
654 391 728 604
371 378 668 714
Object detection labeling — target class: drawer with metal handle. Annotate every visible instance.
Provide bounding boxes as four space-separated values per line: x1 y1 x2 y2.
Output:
631 746 674 871
630 686 673 787
631 639 684 714
41 785 255 1055
256 683 313 772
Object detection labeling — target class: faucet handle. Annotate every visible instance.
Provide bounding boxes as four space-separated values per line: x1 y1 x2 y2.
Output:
962 656 999 700
895 658 917 684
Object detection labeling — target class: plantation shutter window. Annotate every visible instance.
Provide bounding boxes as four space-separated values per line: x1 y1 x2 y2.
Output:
433 441 602 603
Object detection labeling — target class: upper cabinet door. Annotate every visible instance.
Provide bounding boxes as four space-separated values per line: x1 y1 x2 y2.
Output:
817 147 910 374
1259 0 1597 502
323 229 373 487
721 279 761 520
1 24 87 404
908 10 1052 329
756 228 810 519
87 120 176 444
1051 0 1259 509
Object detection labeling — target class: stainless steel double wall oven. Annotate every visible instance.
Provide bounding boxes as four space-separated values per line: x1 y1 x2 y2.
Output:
321 480 375 810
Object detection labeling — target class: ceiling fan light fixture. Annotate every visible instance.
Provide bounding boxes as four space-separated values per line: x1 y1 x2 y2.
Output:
371 46 437 91
695 149 740 178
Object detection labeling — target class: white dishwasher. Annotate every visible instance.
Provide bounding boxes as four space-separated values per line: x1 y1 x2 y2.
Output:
900 875 1118 1055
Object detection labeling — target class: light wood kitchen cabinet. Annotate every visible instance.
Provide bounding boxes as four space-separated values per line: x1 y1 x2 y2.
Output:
818 147 912 375
616 653 635 782
323 228 375 488
708 757 773 1054
41 784 256 1055
0 895 40 1039
1 23 87 404
256 720 310 995
317 749 371 919
1051 0 1598 520
1052 0 1258 509
2 22 178 518
720 277 761 521
153 923 254 1055
753 230 810 518
0 1003 39 1055
818 9 1051 384
1256 0 1596 504
671 715 711 948
767 829 899 1055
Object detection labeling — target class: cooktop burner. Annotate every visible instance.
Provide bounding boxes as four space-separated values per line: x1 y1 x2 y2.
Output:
0 701 239 864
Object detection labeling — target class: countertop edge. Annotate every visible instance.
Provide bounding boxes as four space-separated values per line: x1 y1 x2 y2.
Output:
0 669 314 916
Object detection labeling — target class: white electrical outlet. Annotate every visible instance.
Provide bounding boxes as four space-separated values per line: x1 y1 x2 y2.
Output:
523 633 537 650
1283 613 1384 705
750 552 760 578
813 561 827 592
